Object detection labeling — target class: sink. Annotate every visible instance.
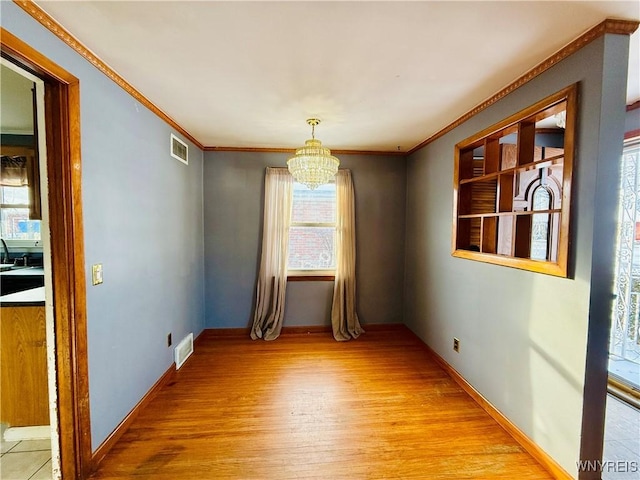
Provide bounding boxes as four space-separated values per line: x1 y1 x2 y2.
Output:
0 264 13 272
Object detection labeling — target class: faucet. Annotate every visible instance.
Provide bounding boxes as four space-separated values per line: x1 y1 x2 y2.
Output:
0 238 9 264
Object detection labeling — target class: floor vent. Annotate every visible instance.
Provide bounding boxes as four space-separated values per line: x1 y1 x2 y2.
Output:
170 133 188 165
175 333 194 369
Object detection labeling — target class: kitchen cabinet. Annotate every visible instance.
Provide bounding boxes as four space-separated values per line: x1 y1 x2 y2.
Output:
0 305 49 426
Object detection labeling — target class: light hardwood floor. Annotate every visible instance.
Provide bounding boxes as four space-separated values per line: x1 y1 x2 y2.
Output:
90 326 553 479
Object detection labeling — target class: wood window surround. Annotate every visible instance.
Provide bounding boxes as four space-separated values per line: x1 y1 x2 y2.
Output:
452 84 577 277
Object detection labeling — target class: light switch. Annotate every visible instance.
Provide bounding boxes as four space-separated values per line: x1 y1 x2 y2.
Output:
92 264 103 285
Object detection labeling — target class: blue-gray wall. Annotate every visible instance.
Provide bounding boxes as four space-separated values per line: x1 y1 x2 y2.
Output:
2 3 205 449
404 34 629 476
4 2 635 474
203 152 406 329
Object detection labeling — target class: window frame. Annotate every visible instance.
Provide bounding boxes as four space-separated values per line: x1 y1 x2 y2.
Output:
0 184 42 248
287 180 337 280
1 143 42 249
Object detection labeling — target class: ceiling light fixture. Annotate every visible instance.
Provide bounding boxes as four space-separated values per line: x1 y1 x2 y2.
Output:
287 118 340 190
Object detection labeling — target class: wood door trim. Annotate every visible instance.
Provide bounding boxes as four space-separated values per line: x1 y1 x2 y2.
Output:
12 0 202 150
1 27 92 479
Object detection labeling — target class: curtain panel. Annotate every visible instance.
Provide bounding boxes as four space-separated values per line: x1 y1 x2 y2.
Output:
0 154 41 220
250 167 293 340
1 155 30 186
331 169 364 341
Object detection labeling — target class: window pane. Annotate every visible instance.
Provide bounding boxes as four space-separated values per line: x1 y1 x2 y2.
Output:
0 207 41 240
288 226 335 270
292 182 336 223
0 186 30 205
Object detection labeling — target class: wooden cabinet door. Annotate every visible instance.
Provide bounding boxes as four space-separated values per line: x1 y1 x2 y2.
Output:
0 306 49 426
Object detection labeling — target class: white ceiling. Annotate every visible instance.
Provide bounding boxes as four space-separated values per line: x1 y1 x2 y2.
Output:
34 0 640 152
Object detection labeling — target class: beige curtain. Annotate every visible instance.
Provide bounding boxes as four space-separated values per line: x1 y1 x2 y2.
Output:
250 167 293 341
331 169 364 341
0 155 41 220
1 155 29 186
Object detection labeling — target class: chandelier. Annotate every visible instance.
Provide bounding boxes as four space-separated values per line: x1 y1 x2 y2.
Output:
287 118 340 190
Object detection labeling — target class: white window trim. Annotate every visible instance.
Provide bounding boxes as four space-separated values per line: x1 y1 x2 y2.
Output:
287 269 335 277
1 234 42 250
1 199 42 247
287 222 337 274
287 181 337 274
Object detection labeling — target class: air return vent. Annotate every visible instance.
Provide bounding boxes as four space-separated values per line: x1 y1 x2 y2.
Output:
170 133 188 165
175 333 194 369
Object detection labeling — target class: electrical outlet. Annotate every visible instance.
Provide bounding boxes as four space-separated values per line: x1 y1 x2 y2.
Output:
167 333 172 347
91 264 103 285
453 337 460 352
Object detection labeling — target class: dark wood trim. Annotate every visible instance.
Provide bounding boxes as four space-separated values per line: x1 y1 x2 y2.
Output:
287 275 335 282
13 0 203 150
204 146 406 156
408 18 639 155
205 146 295 154
1 27 92 479
199 323 404 339
91 364 175 469
624 129 640 141
421 340 572 480
199 328 251 338
627 101 640 112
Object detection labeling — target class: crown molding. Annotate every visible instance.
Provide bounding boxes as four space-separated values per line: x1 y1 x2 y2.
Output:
204 146 406 156
13 3 637 156
14 0 203 150
408 18 639 155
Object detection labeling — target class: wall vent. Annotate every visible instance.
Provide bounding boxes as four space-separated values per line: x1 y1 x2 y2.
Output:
170 133 188 165
175 332 194 369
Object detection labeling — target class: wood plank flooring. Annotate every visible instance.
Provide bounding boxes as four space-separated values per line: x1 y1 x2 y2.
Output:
90 326 553 480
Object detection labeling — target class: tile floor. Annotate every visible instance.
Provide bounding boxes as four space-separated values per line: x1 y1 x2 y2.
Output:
0 437 52 480
603 394 640 480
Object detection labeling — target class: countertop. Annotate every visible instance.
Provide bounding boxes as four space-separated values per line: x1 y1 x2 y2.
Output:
0 286 45 306
0 266 44 276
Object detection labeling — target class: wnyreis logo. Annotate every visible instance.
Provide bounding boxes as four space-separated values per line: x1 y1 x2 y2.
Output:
577 460 639 473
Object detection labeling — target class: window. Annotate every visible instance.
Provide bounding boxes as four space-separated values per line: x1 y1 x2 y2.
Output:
288 181 336 274
0 185 40 242
530 186 552 261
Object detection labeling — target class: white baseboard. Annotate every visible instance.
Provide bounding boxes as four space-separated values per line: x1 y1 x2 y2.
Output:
3 425 51 441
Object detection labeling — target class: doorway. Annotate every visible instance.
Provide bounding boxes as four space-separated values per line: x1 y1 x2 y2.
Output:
610 138 640 402
1 28 91 479
1 58 57 479
600 137 640 478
